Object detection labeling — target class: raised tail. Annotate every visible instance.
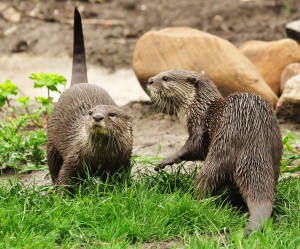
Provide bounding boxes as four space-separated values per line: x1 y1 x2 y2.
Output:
71 7 88 85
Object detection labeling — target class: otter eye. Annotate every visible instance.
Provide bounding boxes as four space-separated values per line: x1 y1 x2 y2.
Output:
109 113 116 117
162 76 168 81
88 110 93 116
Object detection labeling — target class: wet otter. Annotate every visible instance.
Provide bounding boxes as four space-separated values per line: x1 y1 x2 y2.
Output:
47 8 133 186
147 69 282 233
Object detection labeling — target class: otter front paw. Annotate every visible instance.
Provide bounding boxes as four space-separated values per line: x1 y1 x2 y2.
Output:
154 161 169 171
154 154 181 171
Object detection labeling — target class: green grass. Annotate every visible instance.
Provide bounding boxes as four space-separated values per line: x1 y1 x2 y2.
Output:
0 167 299 248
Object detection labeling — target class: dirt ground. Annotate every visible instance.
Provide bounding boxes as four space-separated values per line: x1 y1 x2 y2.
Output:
0 0 300 185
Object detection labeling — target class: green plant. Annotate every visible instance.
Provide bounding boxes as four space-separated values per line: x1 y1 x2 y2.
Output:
0 116 47 172
0 80 18 110
281 130 300 174
30 73 67 122
0 73 66 127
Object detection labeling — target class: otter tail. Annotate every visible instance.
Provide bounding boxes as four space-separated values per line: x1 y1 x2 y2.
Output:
71 7 88 85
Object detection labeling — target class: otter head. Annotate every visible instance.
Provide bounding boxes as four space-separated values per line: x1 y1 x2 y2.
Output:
147 69 198 112
147 69 222 126
84 105 132 139
147 69 222 108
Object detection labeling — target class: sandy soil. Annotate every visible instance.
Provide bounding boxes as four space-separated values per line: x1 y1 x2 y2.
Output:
0 0 300 185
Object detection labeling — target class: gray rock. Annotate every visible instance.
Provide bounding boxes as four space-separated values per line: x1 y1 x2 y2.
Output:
276 75 300 123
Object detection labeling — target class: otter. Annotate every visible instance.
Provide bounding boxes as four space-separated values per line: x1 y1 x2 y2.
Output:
47 8 133 186
147 69 282 234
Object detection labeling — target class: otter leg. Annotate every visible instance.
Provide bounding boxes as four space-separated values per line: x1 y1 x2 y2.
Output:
234 158 276 234
47 141 63 183
155 152 182 170
155 133 208 171
194 153 228 198
56 153 81 186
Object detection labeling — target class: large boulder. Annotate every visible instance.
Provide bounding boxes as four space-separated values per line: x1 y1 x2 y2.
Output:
239 39 300 96
276 75 300 124
133 27 278 108
280 63 300 93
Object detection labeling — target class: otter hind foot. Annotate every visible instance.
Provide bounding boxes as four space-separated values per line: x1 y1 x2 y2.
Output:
244 200 273 235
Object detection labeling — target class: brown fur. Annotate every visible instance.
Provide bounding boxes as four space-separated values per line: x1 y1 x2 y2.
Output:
47 8 133 186
147 69 282 234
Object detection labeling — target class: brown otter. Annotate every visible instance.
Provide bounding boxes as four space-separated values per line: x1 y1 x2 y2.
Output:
147 69 282 234
47 8 133 186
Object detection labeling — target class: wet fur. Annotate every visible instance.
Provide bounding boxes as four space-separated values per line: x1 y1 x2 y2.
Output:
47 8 132 186
147 69 282 234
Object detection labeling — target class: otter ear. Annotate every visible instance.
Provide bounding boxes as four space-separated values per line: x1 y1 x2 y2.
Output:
186 76 198 85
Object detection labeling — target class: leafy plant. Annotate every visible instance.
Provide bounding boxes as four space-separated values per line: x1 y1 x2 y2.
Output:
30 73 67 124
0 116 47 172
30 73 66 95
281 130 300 174
0 80 18 109
0 73 67 127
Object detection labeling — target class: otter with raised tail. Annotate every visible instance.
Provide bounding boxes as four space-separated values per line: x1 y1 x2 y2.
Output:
47 8 132 186
147 69 282 234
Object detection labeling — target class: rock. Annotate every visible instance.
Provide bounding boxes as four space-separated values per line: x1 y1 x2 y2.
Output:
280 63 300 93
2 6 21 23
276 75 300 124
286 20 300 43
12 40 28 53
133 27 278 108
239 39 300 96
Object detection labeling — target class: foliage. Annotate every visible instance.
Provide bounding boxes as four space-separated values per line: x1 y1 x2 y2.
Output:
0 80 18 108
0 73 67 127
30 73 67 124
30 73 66 93
281 130 300 174
0 116 47 172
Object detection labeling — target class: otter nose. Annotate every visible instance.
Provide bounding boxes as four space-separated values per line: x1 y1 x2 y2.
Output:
93 114 104 122
148 78 154 85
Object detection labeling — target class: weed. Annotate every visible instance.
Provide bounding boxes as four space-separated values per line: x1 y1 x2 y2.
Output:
0 80 18 114
281 130 300 174
0 116 47 172
0 73 67 126
30 73 67 125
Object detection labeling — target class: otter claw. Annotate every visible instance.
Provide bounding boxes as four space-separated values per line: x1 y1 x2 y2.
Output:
155 154 181 171
154 163 166 171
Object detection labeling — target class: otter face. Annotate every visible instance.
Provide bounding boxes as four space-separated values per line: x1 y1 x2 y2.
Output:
147 69 197 112
84 105 132 137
